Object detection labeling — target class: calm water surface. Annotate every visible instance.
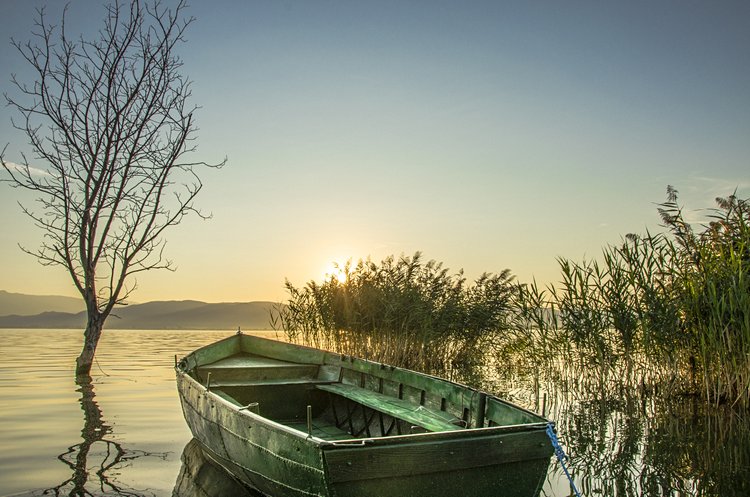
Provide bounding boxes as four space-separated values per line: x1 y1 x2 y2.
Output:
0 329 748 497
0 329 260 497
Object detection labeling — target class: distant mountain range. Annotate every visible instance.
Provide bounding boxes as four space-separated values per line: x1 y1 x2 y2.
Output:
0 290 280 330
0 290 85 316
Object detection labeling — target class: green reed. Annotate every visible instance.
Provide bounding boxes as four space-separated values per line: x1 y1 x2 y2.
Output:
273 252 515 373
504 187 750 407
675 192 750 406
274 188 749 407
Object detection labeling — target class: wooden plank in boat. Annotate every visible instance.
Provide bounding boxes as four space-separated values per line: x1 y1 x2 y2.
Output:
203 354 307 369
317 383 461 432
209 378 333 388
198 353 319 382
323 352 486 426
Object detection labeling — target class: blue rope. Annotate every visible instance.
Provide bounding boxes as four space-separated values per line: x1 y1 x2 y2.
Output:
546 423 583 497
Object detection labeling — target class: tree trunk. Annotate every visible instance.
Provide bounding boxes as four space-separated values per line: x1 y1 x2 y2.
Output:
76 313 105 377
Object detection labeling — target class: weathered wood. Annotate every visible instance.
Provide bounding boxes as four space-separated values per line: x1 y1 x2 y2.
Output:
210 378 333 388
176 334 553 497
323 353 487 426
326 458 551 497
285 420 352 441
198 353 319 383
485 397 539 426
212 389 240 405
199 363 318 382
323 429 551 482
317 383 461 432
205 354 306 369
177 373 329 497
239 335 326 364
181 335 242 371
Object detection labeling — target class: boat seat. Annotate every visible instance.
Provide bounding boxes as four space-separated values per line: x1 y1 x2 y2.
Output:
197 354 319 384
317 383 463 432
209 378 334 388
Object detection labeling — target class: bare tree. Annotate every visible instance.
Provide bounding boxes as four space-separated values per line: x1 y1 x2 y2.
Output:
1 0 224 376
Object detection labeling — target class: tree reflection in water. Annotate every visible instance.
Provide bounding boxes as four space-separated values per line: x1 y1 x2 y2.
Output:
43 374 164 497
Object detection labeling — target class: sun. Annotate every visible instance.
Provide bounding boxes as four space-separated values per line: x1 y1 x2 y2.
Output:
322 261 348 283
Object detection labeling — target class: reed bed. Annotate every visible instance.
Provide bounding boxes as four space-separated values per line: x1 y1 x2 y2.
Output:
502 187 750 407
274 252 515 373
275 187 749 407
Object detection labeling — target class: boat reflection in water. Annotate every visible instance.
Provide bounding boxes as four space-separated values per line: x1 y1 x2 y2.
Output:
173 439 261 497
173 438 549 497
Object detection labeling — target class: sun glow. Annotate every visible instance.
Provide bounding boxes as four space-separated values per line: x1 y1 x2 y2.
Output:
322 261 348 283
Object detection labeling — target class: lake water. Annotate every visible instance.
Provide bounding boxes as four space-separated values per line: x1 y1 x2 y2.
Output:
0 329 748 497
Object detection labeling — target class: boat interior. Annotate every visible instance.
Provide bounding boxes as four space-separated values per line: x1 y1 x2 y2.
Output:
186 350 542 442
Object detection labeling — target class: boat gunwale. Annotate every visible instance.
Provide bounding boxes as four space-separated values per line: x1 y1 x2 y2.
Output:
176 361 551 448
178 333 548 420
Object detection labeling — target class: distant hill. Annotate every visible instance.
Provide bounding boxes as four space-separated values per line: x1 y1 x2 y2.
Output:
0 310 87 328
0 290 85 316
105 300 279 330
0 292 281 330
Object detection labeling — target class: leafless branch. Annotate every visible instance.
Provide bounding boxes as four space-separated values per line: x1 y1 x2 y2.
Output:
1 0 226 374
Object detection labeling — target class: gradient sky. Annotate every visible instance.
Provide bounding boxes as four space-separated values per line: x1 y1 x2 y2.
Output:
1 0 749 303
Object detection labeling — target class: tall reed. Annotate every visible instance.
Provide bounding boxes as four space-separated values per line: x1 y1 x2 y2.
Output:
274 187 749 406
274 252 515 373
504 187 750 406
669 190 750 406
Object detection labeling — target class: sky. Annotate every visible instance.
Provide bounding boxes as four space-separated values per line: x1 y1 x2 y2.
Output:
1 0 749 303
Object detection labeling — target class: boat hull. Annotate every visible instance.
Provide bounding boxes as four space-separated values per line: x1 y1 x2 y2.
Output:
176 334 552 497
319 430 550 497
177 372 329 497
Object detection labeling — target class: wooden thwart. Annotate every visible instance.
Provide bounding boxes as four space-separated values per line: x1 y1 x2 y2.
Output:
208 378 332 388
197 353 319 384
317 383 462 432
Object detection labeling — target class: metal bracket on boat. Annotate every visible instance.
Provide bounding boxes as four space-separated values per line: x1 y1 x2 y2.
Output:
325 439 372 447
239 402 260 414
307 405 313 437
205 372 212 392
174 355 189 371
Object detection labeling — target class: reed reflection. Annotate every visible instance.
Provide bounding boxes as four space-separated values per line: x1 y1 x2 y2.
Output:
500 368 750 497
43 374 158 497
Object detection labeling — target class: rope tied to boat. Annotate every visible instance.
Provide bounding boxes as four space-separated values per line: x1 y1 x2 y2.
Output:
546 423 583 497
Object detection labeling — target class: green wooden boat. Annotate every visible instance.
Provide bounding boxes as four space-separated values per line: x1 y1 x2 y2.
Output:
175 332 552 497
